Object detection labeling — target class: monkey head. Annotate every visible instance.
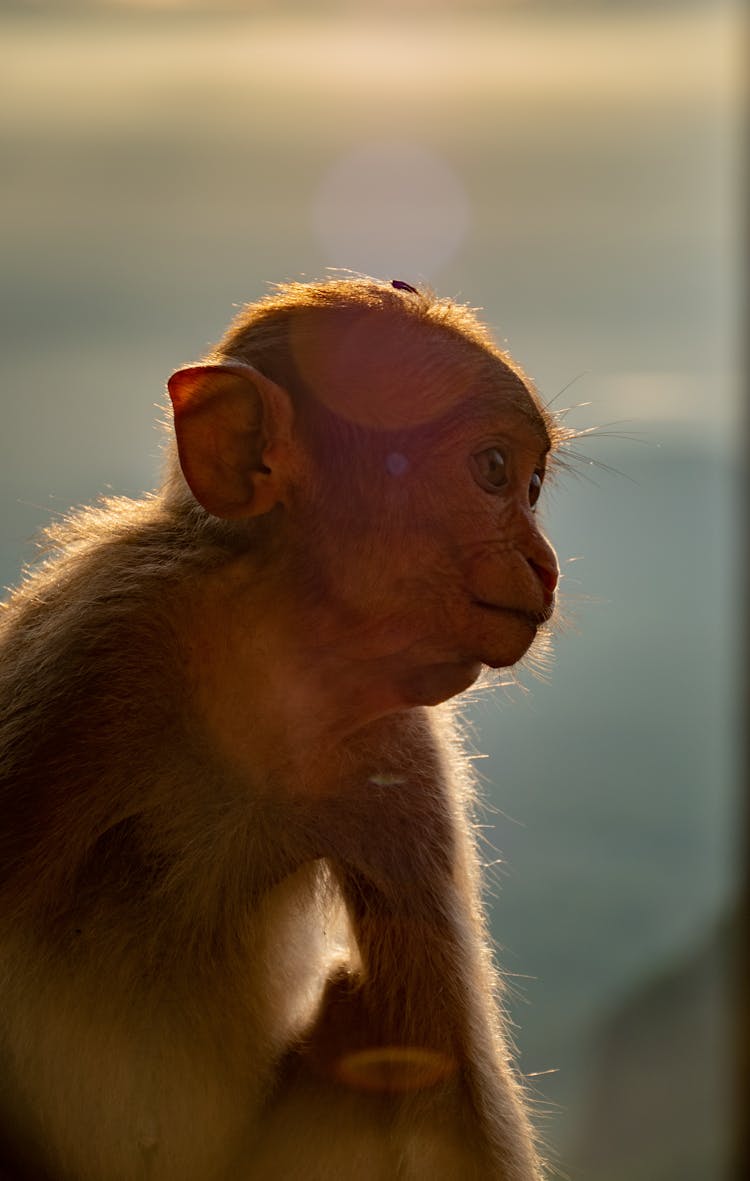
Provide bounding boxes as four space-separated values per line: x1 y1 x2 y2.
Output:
167 281 559 711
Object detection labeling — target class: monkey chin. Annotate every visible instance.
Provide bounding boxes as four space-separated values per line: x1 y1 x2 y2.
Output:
395 614 545 706
481 627 540 670
470 604 547 673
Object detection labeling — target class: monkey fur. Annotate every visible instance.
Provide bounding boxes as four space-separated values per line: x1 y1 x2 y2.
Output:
0 278 564 1180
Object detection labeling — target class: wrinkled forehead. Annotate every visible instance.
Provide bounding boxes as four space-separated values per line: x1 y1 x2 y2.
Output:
462 373 552 450
287 310 548 441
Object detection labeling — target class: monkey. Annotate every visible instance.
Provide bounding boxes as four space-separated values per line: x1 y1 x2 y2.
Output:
0 277 564 1181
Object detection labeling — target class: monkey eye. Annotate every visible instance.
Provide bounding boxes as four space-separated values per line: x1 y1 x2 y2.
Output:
471 447 509 492
529 470 543 509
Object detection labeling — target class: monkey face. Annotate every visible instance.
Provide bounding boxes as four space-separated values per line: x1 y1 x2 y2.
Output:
288 369 558 701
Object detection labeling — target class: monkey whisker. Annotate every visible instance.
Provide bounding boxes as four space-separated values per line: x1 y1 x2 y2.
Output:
541 371 591 411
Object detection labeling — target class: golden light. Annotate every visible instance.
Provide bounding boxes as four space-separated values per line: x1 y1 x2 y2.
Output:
335 1046 456 1092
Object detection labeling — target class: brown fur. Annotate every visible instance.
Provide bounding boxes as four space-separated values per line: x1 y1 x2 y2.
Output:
0 278 561 1180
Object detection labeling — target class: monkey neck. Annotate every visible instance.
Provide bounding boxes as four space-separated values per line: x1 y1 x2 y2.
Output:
179 558 481 782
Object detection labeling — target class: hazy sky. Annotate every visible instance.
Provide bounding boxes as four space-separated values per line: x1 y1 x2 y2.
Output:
1 0 740 504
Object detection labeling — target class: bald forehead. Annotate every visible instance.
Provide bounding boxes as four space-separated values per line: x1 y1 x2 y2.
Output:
287 309 547 438
411 345 552 454
468 363 552 451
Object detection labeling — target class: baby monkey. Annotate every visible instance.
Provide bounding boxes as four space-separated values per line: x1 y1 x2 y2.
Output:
0 278 562 1180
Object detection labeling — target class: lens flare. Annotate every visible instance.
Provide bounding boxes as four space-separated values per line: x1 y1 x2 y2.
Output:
312 141 470 280
335 1045 456 1093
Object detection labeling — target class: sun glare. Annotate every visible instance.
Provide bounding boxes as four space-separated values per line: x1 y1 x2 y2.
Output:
312 142 470 281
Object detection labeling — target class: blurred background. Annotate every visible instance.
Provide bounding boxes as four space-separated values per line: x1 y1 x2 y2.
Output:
0 0 742 1177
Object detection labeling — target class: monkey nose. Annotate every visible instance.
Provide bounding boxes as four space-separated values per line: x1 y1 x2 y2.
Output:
528 557 558 603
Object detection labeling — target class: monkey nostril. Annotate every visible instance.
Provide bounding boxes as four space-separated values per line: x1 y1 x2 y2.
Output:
528 558 558 601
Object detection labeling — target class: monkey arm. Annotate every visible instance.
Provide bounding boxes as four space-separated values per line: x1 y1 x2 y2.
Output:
330 843 542 1180
270 712 544 1181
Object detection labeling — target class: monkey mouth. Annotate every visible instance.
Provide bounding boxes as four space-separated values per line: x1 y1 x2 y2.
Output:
472 600 554 627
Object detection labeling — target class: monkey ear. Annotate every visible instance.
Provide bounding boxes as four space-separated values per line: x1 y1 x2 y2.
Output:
167 362 296 519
